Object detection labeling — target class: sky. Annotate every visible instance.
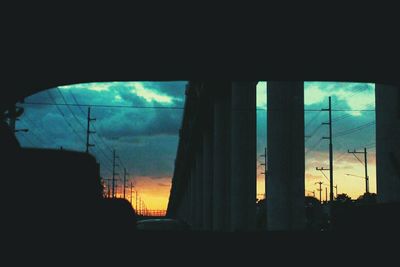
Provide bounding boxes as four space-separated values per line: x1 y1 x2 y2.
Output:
15 81 375 210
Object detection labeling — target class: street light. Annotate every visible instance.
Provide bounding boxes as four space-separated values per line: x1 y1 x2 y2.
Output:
345 173 364 178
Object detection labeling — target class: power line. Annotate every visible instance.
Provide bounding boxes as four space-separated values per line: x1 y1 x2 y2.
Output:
335 151 350 162
57 88 86 130
348 148 370 193
92 124 114 154
316 167 330 182
17 119 46 146
16 132 37 147
64 103 113 175
305 124 323 142
67 89 87 116
23 101 377 112
305 138 323 156
305 110 322 129
332 113 352 123
334 121 376 138
24 101 185 110
46 91 86 144
320 96 334 202
365 142 376 149
21 112 54 143
57 91 126 178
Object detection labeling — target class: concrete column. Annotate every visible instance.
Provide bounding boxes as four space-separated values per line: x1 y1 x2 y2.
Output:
195 146 203 229
202 125 213 230
190 163 196 228
230 81 257 231
376 83 400 203
267 81 305 230
213 83 231 231
185 184 190 223
186 168 192 225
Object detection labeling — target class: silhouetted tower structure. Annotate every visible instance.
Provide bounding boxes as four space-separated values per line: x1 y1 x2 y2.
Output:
86 107 96 153
348 148 369 193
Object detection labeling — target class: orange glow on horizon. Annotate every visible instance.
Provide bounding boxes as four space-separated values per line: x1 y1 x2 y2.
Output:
112 176 171 211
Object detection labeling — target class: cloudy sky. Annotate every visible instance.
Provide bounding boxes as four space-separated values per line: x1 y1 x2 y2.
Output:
15 81 375 209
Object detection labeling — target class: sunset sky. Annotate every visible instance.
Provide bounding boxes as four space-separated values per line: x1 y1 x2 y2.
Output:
15 81 375 210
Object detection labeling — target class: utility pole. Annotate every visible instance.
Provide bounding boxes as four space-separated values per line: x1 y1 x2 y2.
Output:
322 96 334 202
112 150 119 198
260 147 267 199
348 148 369 193
139 197 142 216
123 168 128 199
334 185 338 198
103 178 114 198
107 180 111 198
135 190 138 212
130 182 133 206
325 187 328 202
315 181 323 204
86 107 96 153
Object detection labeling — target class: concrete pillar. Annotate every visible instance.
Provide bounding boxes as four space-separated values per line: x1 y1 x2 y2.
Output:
195 146 203 229
230 81 257 231
213 83 231 231
202 124 213 230
184 185 190 223
267 81 305 230
376 83 400 203
190 163 196 228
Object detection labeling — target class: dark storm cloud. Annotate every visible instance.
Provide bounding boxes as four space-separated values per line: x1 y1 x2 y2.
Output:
97 108 182 141
18 82 186 180
113 135 179 178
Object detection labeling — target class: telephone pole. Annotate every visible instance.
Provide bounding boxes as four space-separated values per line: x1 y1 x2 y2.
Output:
348 148 369 193
325 187 328 202
334 185 338 198
86 107 96 153
123 168 128 199
139 197 142 215
322 96 334 202
260 147 267 198
315 181 323 203
130 182 133 206
103 178 113 198
112 150 119 198
136 190 138 212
